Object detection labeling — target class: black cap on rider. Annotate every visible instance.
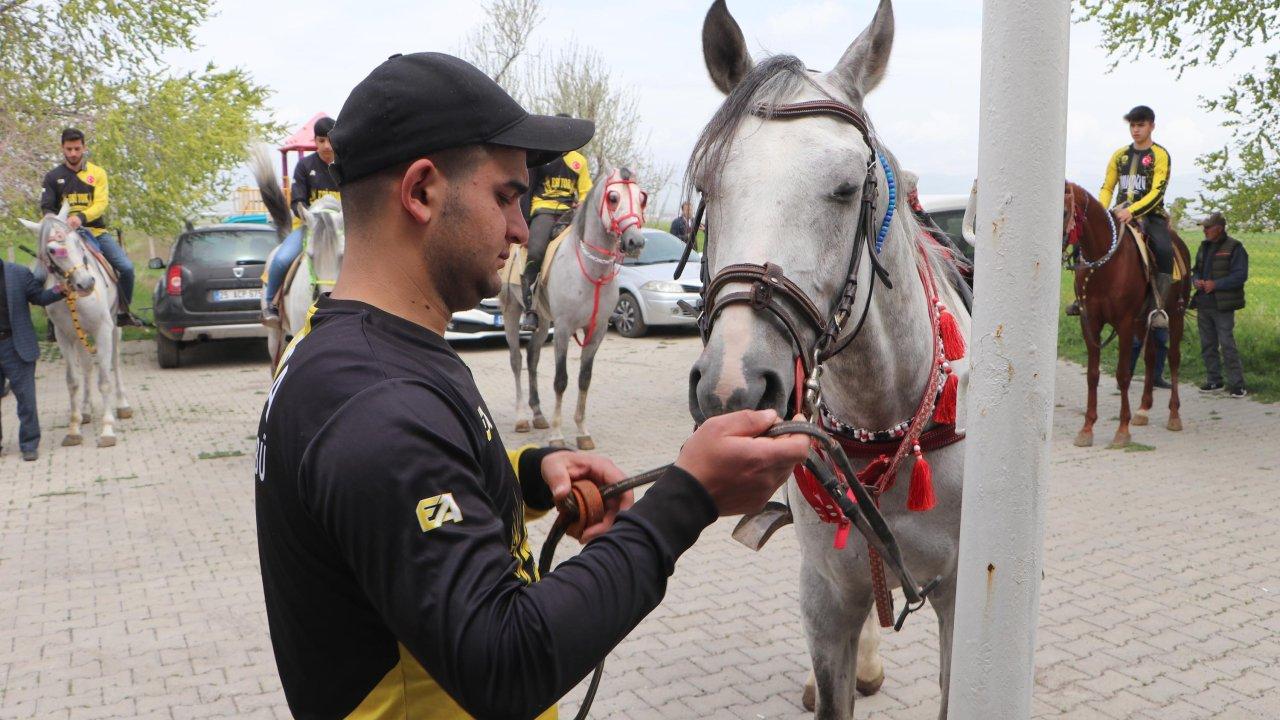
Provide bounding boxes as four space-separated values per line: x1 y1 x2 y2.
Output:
1123 105 1155 123
313 116 336 138
328 52 595 185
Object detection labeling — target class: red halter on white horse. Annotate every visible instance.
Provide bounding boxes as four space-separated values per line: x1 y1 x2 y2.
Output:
572 169 647 347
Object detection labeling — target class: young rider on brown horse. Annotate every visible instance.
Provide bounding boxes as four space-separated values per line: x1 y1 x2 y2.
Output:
1068 105 1173 329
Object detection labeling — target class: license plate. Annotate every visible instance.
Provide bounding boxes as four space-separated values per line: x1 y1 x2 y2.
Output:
212 288 262 301
492 314 504 327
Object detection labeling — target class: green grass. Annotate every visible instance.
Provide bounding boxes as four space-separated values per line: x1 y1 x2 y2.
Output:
1058 231 1279 403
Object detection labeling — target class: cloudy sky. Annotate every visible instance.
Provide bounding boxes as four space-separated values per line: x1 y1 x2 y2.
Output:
168 0 1247 216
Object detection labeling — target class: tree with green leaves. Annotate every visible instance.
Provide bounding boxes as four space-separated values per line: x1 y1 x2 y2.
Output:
0 0 278 241
1078 1 1280 230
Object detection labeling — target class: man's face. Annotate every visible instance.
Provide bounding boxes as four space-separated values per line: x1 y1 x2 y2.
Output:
315 136 335 164
682 202 692 218
1129 120 1153 145
1203 224 1224 241
61 140 85 168
424 147 529 312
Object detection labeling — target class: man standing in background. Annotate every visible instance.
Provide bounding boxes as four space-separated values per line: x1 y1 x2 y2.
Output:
1191 212 1249 397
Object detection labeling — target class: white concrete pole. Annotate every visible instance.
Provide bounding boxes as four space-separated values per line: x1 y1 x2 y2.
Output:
946 1 1071 717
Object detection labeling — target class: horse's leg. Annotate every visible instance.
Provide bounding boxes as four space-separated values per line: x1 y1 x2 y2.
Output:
527 323 551 430
572 334 604 451
1111 317 1135 448
548 330 570 448
504 303 530 433
62 343 84 446
800 560 871 720
1133 332 1155 426
112 327 132 419
1075 317 1101 447
854 613 884 695
930 575 959 720
94 331 118 448
1167 310 1184 431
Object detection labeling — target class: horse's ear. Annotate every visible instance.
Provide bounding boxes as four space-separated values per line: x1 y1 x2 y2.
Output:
702 0 754 95
830 0 894 101
19 219 41 234
300 206 314 226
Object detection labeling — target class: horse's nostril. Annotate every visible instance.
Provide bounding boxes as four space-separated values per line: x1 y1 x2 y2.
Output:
759 369 787 413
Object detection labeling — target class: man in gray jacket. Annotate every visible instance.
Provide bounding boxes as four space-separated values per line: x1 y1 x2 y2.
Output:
0 258 64 460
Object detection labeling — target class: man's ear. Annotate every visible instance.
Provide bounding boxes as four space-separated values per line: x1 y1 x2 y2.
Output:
400 158 442 225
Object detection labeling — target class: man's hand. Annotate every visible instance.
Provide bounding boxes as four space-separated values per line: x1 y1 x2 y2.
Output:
52 283 66 295
676 409 811 517
66 214 82 230
1114 207 1133 224
541 451 631 543
1203 279 1216 293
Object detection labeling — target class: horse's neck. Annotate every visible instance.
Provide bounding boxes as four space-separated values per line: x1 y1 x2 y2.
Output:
820 238 935 428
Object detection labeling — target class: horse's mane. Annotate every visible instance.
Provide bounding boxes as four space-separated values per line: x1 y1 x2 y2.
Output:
683 53 969 311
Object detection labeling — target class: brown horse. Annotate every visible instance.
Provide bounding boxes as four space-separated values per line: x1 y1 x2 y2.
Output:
1063 182 1190 448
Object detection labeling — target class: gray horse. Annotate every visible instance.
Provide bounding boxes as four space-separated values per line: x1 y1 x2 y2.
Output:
499 168 647 449
689 1 971 717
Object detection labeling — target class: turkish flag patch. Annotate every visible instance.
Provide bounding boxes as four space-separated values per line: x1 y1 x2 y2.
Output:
572 161 581 170
86 175 96 184
1141 155 1153 167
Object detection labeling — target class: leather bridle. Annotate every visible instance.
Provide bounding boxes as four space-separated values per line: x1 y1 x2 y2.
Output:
677 99 895 407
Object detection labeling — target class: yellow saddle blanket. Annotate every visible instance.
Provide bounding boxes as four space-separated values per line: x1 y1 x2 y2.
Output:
503 230 568 287
1124 222 1186 282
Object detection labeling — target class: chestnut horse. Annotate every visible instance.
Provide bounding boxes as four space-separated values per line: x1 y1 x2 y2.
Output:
1063 181 1190 448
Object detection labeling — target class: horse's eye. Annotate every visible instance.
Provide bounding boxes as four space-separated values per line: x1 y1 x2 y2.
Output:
831 182 858 202
639 191 649 209
607 191 620 207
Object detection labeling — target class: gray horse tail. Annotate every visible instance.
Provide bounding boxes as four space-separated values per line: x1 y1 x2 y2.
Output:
250 145 291 240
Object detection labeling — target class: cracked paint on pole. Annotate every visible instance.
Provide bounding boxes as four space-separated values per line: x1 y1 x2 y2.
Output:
947 0 1071 717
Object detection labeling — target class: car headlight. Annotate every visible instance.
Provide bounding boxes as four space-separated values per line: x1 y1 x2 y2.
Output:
641 280 684 294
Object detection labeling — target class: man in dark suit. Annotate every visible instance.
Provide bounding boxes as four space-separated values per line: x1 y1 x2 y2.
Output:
0 257 64 460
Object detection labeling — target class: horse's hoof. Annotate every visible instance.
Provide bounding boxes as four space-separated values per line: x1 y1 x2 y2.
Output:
96 436 117 448
548 438 567 449
117 407 133 419
576 435 595 451
1167 417 1183 432
514 420 531 433
1073 432 1093 448
62 434 83 447
1107 433 1131 449
856 670 885 696
533 417 550 430
802 676 816 712
1131 412 1149 426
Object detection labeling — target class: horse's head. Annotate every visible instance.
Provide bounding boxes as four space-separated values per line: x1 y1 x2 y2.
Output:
688 0 897 421
19 207 95 294
591 167 647 255
301 195 345 287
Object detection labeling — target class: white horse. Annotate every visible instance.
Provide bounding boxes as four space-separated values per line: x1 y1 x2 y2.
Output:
498 168 647 449
19 208 132 447
689 2 971 717
249 146 345 368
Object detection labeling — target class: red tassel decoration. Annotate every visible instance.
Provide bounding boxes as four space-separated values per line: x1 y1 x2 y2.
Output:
934 372 959 424
907 448 936 512
939 308 966 361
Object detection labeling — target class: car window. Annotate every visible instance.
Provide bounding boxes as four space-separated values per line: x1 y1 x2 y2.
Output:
177 232 277 265
631 230 701 265
926 210 974 259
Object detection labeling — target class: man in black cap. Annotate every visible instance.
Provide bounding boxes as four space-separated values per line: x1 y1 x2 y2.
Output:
254 52 808 719
1191 211 1250 397
1071 105 1174 327
263 115 339 325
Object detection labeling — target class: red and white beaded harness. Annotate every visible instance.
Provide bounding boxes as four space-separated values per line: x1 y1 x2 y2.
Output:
570 170 647 347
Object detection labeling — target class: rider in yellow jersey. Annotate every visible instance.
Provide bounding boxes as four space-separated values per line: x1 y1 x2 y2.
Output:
520 130 592 330
1071 105 1173 328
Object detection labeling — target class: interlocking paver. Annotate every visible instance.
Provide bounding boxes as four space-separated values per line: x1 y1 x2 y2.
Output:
2 335 1279 718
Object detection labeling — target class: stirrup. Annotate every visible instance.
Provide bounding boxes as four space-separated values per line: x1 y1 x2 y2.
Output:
1065 301 1082 317
1147 308 1169 329
520 310 539 332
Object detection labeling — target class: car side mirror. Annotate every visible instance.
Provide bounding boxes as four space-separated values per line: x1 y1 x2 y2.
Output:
148 257 165 270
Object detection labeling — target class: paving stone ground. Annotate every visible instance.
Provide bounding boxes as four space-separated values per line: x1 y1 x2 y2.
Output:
1 331 1277 719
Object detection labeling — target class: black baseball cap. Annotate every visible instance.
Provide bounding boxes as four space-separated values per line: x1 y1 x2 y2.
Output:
329 52 594 185
1199 211 1226 228
1123 105 1155 123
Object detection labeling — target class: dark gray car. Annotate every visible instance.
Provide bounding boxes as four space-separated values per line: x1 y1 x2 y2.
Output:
151 224 277 368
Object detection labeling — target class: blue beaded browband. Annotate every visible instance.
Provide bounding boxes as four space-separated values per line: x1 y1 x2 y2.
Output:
876 153 897 253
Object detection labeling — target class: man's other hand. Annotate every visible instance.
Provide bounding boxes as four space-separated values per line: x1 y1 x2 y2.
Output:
541 451 631 543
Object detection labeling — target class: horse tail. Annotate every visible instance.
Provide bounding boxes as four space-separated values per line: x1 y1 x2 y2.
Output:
250 145 291 240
